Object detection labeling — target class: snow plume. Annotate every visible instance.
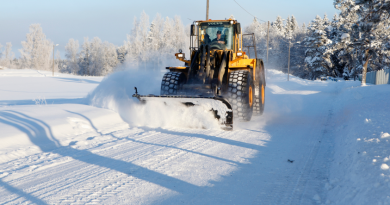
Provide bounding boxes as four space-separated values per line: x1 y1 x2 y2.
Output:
87 64 219 129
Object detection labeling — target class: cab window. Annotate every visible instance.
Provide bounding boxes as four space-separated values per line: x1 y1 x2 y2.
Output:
198 22 234 50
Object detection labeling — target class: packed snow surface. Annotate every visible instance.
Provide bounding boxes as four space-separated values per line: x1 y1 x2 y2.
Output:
0 67 390 204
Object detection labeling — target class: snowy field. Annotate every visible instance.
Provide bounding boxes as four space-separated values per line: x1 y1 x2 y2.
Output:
0 68 389 204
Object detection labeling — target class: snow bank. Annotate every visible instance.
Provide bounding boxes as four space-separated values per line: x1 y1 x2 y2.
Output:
0 68 102 103
0 104 128 163
0 69 124 163
87 68 220 129
327 84 390 204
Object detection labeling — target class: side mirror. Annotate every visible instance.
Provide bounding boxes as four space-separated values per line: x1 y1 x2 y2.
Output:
191 25 197 36
234 23 241 34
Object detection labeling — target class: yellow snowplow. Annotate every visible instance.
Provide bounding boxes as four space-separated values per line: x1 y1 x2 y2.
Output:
133 18 266 130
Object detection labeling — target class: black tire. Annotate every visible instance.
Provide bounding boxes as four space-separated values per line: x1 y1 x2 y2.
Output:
160 71 186 95
226 70 255 121
254 63 265 115
258 74 265 115
253 84 261 115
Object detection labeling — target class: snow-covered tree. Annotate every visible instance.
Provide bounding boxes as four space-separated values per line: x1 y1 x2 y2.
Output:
19 24 53 70
0 42 15 68
65 39 79 63
301 23 307 34
147 13 163 52
77 37 118 76
331 0 390 82
117 12 189 69
273 16 285 35
303 15 333 79
65 38 80 73
161 17 174 53
329 14 339 41
323 14 330 26
285 16 293 40
78 37 90 75
244 15 307 74
350 0 390 85
117 46 127 64
290 15 299 33
125 11 152 65
172 15 186 52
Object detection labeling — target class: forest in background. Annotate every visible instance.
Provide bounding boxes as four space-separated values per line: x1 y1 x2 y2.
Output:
1 0 390 81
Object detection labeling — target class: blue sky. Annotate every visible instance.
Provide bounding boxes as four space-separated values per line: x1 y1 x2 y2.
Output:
1 0 338 57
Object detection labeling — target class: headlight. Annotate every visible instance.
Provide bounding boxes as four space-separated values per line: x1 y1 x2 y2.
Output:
230 20 233 24
178 54 184 58
195 22 198 25
237 52 242 57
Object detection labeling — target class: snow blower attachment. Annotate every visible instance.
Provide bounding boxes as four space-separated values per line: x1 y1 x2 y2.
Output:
132 18 266 130
132 87 233 130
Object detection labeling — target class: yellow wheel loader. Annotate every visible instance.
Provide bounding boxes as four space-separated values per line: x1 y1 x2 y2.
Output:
133 18 266 130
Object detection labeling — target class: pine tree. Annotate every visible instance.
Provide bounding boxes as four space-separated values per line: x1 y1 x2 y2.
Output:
352 0 390 85
303 15 333 79
273 16 285 36
331 1 359 77
290 15 299 33
301 23 307 34
323 14 330 26
333 0 390 83
285 16 293 39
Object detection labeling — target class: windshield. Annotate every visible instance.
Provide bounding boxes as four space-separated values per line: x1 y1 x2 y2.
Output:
198 22 234 50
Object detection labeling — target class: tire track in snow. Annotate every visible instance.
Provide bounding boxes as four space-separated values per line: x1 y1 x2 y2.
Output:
254 84 341 205
55 130 249 204
285 86 341 204
0 127 252 204
254 113 330 205
286 84 342 204
0 129 171 204
286 109 334 204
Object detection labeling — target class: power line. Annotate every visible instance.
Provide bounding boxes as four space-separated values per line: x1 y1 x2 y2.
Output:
233 0 267 23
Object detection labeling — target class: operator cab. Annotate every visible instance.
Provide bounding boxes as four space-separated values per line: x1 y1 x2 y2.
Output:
198 21 235 50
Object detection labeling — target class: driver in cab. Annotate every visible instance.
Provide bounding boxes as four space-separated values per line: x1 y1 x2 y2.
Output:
212 30 226 44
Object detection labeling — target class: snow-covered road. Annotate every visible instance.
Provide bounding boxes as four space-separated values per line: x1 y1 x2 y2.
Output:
1 68 389 204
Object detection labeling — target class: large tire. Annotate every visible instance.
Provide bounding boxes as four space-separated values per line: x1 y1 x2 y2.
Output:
258 74 265 115
254 61 265 115
160 71 186 95
226 70 255 121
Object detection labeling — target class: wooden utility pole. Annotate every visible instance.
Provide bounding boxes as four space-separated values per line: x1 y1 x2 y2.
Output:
267 21 270 64
288 40 291 81
206 0 209 20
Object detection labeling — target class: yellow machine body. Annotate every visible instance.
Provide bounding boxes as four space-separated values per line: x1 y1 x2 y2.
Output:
170 19 264 85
